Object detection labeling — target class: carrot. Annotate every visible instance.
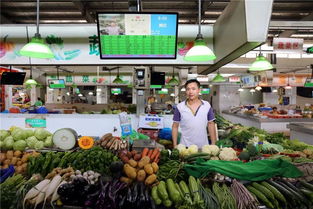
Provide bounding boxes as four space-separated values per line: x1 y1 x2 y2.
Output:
155 158 160 164
141 148 149 158
147 149 153 158
153 151 160 162
150 148 159 161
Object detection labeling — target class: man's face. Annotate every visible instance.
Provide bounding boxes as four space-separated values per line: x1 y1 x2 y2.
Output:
186 82 200 100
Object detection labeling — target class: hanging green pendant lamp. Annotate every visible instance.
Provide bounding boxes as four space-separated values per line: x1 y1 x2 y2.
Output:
113 67 124 84
168 68 179 85
212 72 226 83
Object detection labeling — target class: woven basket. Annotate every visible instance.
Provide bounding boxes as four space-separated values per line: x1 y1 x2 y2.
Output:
293 162 313 182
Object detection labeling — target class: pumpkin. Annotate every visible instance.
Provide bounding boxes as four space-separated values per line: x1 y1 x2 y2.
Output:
78 136 94 149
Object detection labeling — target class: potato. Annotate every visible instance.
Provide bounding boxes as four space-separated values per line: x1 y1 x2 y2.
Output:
0 153 6 163
124 164 137 179
145 174 157 185
13 150 22 158
120 155 130 163
137 169 146 182
151 162 159 173
120 176 133 184
16 160 23 166
21 163 27 170
6 151 13 159
144 164 154 175
11 157 18 165
21 155 29 163
128 159 138 168
3 159 10 165
138 156 150 168
16 166 23 174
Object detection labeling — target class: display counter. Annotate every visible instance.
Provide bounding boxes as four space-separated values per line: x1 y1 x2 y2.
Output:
288 123 313 145
0 113 174 137
221 112 313 134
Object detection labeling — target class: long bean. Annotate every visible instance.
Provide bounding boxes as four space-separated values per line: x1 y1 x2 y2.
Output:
212 182 236 209
230 179 259 209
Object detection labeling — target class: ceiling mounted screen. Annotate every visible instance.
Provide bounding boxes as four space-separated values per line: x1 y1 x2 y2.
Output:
97 12 178 59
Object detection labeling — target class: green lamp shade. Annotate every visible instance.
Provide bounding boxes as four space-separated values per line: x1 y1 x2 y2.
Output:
25 79 37 85
184 39 216 62
249 55 273 71
112 76 124 84
168 77 179 85
212 73 226 83
20 37 54 59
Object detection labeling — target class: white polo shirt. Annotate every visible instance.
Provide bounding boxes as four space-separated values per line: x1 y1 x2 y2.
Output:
173 99 215 148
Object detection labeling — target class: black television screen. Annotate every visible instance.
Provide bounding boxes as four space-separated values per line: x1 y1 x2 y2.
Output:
48 79 66 89
261 87 272 93
151 72 165 85
0 72 26 85
297 87 313 98
97 12 178 59
83 86 95 91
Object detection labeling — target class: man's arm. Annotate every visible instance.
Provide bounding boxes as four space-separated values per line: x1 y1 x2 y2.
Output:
208 121 217 145
172 122 179 148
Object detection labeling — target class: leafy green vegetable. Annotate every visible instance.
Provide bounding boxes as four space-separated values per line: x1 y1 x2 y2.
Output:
25 136 38 149
12 129 27 141
0 174 26 208
34 140 44 150
0 130 9 141
3 136 14 150
44 136 53 147
34 128 48 140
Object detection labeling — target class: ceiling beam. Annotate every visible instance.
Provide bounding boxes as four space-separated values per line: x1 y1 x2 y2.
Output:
72 1 95 23
279 12 313 37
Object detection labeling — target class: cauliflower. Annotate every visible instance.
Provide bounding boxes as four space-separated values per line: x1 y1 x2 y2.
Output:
202 145 219 156
219 147 238 161
177 144 188 156
210 156 219 160
188 145 198 155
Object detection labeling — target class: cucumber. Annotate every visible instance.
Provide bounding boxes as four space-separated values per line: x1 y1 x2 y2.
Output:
251 182 276 201
175 183 184 199
184 153 210 161
247 185 274 209
186 155 211 163
188 176 201 204
261 181 287 205
277 181 310 206
267 180 295 200
280 179 302 194
300 180 313 192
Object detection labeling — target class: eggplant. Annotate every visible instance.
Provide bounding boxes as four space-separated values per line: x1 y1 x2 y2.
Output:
132 183 139 203
110 161 124 173
138 182 146 206
126 187 133 203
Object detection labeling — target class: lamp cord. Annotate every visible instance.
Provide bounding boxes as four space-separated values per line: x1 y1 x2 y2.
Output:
26 26 33 79
36 0 40 36
198 0 201 35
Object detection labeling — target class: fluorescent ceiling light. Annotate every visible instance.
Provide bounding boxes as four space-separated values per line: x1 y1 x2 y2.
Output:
255 86 262 91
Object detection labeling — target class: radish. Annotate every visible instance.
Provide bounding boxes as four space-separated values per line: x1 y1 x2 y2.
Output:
50 180 67 209
33 183 49 209
23 179 51 209
42 175 62 208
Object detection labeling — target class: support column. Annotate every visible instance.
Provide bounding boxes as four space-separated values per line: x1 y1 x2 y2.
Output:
4 85 12 109
96 86 107 104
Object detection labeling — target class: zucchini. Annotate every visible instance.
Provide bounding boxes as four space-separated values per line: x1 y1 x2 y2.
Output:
280 179 302 194
247 185 274 209
267 180 295 201
175 183 184 199
184 153 210 161
166 179 181 204
151 186 162 205
186 155 211 163
261 181 287 205
251 182 275 201
188 176 201 204
300 188 313 202
300 180 313 192
179 180 193 204
157 181 169 201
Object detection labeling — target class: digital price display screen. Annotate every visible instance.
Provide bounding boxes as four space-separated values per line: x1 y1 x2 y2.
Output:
97 12 178 59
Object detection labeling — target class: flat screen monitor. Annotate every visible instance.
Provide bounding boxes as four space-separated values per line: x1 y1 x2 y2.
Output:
0 72 26 85
151 72 165 85
48 79 66 89
97 12 178 59
201 88 210 94
261 87 272 93
111 88 122 95
297 87 313 98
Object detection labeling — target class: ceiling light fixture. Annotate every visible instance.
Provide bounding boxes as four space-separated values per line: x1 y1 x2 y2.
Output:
19 0 54 59
78 93 83 97
211 71 226 83
88 92 93 96
181 87 186 92
184 0 216 61
25 66 38 86
112 67 124 84
272 89 278 93
249 46 273 71
285 75 292 90
168 67 179 85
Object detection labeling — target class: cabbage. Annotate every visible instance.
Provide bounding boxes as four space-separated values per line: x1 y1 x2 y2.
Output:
34 128 48 140
12 129 27 141
13 140 27 151
24 129 34 138
34 141 44 150
0 130 9 141
26 136 39 149
44 136 53 147
9 126 22 134
4 136 14 150
0 140 4 149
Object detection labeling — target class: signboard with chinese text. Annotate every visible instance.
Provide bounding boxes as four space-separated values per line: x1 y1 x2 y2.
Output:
25 116 46 128
139 115 164 129
273 38 303 53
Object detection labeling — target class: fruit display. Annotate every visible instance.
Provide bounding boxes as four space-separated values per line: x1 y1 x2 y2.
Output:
1 124 313 209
